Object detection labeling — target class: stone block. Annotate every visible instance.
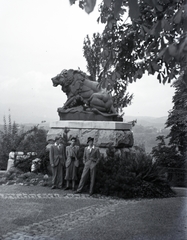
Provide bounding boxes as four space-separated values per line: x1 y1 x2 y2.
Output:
47 120 134 149
49 121 132 130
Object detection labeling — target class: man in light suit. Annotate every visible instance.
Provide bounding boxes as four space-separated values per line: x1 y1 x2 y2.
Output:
76 137 100 196
49 136 65 189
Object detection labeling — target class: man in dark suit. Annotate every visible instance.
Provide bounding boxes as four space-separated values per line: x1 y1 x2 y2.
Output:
76 137 100 196
65 137 79 191
49 136 65 189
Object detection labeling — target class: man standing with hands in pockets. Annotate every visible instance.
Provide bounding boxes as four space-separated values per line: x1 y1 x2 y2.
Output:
49 136 65 189
76 137 100 196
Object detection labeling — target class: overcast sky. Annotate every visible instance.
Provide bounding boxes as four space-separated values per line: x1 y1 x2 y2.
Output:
0 0 175 124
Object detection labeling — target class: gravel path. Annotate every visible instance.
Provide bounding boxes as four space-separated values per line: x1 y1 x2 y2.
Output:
2 200 124 239
0 185 186 240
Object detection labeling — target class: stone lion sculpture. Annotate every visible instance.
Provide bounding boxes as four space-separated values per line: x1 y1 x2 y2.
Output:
51 69 117 115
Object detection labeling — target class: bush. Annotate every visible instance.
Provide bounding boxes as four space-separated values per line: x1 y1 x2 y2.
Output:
0 114 48 170
38 150 51 175
94 147 175 199
14 154 34 172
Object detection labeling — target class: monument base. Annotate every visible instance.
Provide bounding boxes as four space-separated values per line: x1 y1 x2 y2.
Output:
47 121 134 156
58 109 123 122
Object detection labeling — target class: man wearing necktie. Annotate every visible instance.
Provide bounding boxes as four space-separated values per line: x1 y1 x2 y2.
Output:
76 137 100 196
65 137 79 191
49 136 65 189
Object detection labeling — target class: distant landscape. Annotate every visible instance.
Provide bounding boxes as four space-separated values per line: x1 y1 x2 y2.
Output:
124 116 169 153
124 115 168 129
0 116 169 154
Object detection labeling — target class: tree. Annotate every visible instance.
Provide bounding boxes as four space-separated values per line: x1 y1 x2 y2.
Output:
18 127 47 157
83 33 102 82
151 73 187 170
83 32 133 112
70 0 187 85
165 73 187 159
152 135 184 168
0 115 47 170
71 0 187 170
71 1 187 166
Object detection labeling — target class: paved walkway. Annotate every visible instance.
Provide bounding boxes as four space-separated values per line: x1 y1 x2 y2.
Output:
0 185 186 240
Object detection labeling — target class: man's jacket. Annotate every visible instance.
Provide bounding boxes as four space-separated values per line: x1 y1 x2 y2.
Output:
49 144 65 167
83 146 100 169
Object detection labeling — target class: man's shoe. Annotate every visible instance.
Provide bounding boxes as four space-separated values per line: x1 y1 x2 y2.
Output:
51 185 56 189
64 187 70 190
89 192 93 196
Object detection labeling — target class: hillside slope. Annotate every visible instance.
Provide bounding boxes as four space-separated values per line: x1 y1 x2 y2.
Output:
124 115 167 129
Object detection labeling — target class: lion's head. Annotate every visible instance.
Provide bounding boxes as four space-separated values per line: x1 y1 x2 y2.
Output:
51 69 86 95
51 69 74 87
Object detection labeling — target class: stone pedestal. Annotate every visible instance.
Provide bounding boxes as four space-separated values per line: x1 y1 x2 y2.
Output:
58 110 123 122
47 121 133 156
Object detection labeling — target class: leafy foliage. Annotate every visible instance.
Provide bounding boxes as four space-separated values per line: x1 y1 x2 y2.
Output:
94 147 175 198
14 155 36 173
18 128 47 156
70 1 187 188
152 135 185 168
165 74 187 158
99 0 187 84
83 32 133 112
83 33 102 82
151 135 186 187
152 73 187 172
151 74 187 184
0 115 47 170
70 0 187 85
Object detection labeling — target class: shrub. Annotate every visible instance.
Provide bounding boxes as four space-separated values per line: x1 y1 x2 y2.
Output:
151 135 186 187
38 150 51 175
94 147 175 199
0 114 48 170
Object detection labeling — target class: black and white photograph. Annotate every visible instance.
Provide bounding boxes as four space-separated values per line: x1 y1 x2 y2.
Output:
0 0 186 239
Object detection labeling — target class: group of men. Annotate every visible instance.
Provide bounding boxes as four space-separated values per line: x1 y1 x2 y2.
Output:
49 136 100 196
